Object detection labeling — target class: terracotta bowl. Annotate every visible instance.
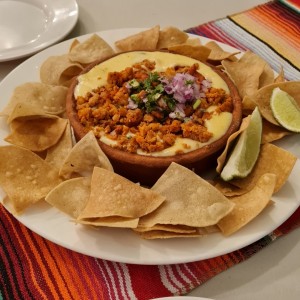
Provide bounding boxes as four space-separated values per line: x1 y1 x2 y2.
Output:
66 52 242 186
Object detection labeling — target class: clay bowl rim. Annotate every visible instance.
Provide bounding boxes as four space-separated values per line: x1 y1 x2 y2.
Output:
66 50 243 169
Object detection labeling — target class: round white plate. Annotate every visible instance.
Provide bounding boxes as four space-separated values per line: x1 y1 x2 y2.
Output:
0 28 299 265
0 0 78 62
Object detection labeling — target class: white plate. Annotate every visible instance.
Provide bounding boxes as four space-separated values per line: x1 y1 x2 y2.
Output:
0 28 300 265
0 0 78 62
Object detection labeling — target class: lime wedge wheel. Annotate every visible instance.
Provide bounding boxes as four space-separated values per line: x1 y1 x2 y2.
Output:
220 107 262 181
270 87 300 133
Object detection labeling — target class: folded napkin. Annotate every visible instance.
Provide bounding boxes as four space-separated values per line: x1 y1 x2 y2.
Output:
1 1 300 299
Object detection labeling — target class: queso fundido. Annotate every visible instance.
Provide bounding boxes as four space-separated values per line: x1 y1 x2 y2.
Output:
73 51 235 156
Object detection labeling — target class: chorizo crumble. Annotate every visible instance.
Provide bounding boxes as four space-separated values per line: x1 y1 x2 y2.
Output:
76 59 233 154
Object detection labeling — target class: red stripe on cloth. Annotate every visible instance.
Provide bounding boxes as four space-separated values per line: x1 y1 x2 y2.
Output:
1 202 300 299
128 265 171 299
1 206 49 299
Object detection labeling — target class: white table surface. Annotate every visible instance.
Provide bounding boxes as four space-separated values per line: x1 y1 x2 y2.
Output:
1 1 300 300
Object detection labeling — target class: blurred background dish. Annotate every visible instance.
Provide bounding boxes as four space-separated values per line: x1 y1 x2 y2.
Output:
0 0 78 62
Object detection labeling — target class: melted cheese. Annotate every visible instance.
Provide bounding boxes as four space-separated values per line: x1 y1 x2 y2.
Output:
74 51 229 98
75 51 233 156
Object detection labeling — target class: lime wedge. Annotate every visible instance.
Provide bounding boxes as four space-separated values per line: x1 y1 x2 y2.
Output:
220 107 262 181
270 87 300 133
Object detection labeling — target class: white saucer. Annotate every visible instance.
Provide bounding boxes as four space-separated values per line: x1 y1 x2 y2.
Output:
0 0 78 62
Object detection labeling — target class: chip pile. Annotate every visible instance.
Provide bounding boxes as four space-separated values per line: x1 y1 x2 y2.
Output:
0 26 299 239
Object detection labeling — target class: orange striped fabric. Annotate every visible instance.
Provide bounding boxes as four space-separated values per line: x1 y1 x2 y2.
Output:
230 1 300 69
187 0 300 81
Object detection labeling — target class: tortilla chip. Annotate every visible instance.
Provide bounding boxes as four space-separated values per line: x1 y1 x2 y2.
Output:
251 81 300 126
59 131 113 179
242 95 257 112
218 173 276 236
274 66 285 83
139 163 234 228
259 63 275 88
77 217 139 228
230 143 297 194
157 26 189 49
222 51 266 98
69 34 115 65
214 180 248 197
69 38 80 52
238 51 274 88
216 115 251 173
0 82 67 117
7 102 58 124
184 38 202 46
205 41 240 61
168 44 211 62
5 118 68 152
0 145 61 214
262 119 292 144
77 167 165 220
45 122 73 169
45 177 91 218
136 230 202 239
40 54 83 87
115 26 160 51
134 224 197 233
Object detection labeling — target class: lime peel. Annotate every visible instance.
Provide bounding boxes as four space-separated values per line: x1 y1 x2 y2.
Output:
270 87 300 133
220 107 262 181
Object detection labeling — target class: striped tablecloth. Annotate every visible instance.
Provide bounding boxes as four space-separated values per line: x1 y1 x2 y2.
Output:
1 1 300 299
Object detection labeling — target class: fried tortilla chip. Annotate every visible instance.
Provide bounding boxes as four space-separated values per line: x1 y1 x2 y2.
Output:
222 51 266 98
115 26 160 51
242 95 257 113
77 216 139 228
77 167 165 220
157 26 189 49
274 66 285 83
139 163 234 228
7 102 58 124
259 63 275 88
69 38 80 52
205 41 240 61
251 81 300 126
40 54 83 87
45 177 91 218
261 119 292 144
218 173 276 236
45 121 73 169
69 34 115 65
184 38 202 46
167 44 211 62
216 115 251 173
5 118 68 152
0 145 61 214
214 180 248 197
239 51 274 88
134 224 197 233
0 82 67 117
136 230 202 239
230 143 297 194
59 131 113 179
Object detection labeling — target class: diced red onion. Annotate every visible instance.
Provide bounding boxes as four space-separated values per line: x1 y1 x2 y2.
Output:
127 98 138 109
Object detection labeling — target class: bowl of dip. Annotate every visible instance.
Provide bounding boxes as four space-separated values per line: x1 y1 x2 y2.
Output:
66 51 242 185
